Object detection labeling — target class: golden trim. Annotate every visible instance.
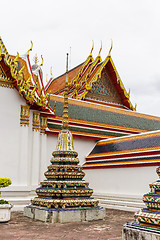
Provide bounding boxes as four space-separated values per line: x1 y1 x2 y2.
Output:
0 75 14 88
40 116 47 134
39 55 43 70
27 41 33 55
109 57 134 110
0 37 17 77
79 56 110 96
68 50 94 88
0 37 53 109
70 55 102 99
20 105 30 126
89 40 94 56
68 41 134 110
32 112 40 132
98 40 102 57
13 52 19 68
50 66 53 76
108 39 113 57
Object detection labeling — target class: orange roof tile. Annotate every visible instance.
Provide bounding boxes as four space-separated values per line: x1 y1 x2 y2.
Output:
46 63 83 94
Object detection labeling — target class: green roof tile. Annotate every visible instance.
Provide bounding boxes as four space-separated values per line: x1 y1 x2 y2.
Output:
50 101 160 131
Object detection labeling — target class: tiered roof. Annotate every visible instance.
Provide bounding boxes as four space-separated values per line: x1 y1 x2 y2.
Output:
2 37 160 142
0 37 54 114
46 43 135 111
47 94 160 140
83 131 160 169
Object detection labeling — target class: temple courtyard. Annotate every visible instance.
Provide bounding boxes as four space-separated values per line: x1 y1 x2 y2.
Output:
0 209 134 240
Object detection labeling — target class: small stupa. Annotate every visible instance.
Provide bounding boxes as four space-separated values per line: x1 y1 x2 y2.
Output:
24 53 105 223
123 166 160 239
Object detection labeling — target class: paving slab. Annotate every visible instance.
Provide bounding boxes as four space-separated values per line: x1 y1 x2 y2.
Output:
0 209 134 240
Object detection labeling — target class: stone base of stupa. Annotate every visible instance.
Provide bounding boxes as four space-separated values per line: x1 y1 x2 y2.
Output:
24 205 105 223
122 222 160 240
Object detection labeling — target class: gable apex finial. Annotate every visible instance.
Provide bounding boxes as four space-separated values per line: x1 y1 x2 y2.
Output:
108 39 113 57
50 66 53 77
89 40 94 56
39 55 43 69
27 41 33 55
98 40 102 57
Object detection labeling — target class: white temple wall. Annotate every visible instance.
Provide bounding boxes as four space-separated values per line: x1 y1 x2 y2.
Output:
72 137 96 165
39 134 47 182
46 134 58 165
84 166 156 196
30 130 40 186
0 88 47 209
0 87 26 185
0 87 158 211
84 166 157 211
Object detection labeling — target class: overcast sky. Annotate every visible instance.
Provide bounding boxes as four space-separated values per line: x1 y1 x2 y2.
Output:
1 0 160 117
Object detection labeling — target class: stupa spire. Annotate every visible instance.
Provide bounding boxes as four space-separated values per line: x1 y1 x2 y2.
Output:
24 52 105 223
62 53 69 129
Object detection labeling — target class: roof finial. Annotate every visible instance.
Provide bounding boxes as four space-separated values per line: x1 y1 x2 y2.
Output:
27 41 33 55
62 53 69 129
89 40 94 56
39 55 43 69
98 40 102 57
33 53 38 64
108 39 113 57
50 66 53 77
46 74 48 83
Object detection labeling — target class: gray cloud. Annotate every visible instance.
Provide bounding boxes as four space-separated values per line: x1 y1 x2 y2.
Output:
1 0 160 117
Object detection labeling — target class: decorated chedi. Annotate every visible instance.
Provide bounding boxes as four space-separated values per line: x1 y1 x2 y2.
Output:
24 53 105 223
123 166 160 239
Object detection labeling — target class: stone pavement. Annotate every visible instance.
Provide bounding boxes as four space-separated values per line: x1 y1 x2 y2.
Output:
0 209 134 240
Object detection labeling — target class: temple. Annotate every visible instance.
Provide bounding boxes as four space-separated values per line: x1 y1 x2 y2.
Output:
0 36 160 215
46 41 134 111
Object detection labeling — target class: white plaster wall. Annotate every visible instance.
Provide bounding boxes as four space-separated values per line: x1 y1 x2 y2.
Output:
0 87 157 210
46 133 96 166
73 137 97 165
39 134 47 182
84 166 157 198
46 134 58 167
0 87 26 185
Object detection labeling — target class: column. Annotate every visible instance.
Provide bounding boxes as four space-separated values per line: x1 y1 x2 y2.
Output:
18 105 30 186
31 112 40 186
39 116 48 181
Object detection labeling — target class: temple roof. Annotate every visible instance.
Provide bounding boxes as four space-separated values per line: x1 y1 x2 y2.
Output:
83 130 160 169
46 95 160 140
45 63 83 93
2 37 160 142
46 46 134 111
0 37 54 114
